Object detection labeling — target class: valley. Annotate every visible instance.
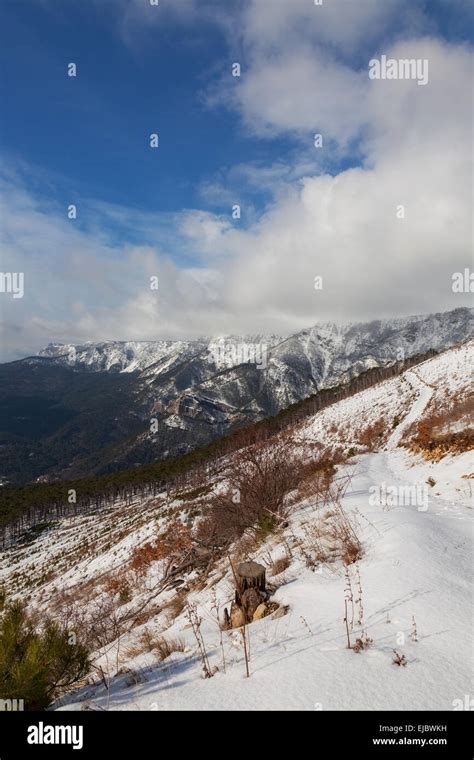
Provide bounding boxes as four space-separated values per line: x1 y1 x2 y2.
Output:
0 307 472 484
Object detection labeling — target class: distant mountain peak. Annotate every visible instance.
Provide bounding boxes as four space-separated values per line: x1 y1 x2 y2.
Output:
1 307 471 484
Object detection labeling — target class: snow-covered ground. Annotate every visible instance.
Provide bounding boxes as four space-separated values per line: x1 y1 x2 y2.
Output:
58 426 473 710
1 342 472 711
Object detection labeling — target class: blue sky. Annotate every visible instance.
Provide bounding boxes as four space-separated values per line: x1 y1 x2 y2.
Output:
1 0 298 218
0 0 472 360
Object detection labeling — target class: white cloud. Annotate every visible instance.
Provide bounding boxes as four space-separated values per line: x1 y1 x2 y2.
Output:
239 0 409 55
1 5 472 360
179 211 233 255
229 47 368 145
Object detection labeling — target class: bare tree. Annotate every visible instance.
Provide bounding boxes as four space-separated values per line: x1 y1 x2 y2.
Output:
200 440 304 547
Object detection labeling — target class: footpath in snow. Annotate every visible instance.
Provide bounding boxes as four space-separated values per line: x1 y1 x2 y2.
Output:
59 435 473 709
14 342 465 712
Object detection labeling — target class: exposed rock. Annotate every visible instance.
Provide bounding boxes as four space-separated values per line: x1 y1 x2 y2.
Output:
241 587 264 622
230 602 245 628
252 603 268 621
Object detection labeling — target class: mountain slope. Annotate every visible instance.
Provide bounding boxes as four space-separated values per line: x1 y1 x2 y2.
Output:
0 307 472 483
1 340 471 711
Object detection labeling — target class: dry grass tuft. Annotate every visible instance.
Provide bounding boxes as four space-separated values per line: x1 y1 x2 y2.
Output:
154 636 186 661
270 555 291 576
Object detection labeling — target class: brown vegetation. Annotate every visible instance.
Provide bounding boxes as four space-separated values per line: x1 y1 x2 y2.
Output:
270 555 291 576
409 417 473 462
296 450 346 502
196 440 304 550
356 419 386 450
130 522 193 577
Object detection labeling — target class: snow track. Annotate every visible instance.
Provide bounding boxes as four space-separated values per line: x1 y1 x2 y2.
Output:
386 369 433 451
56 353 472 712
2 342 471 712
58 443 473 711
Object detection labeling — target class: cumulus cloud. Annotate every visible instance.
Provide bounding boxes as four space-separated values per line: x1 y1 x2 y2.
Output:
182 31 472 334
226 47 369 146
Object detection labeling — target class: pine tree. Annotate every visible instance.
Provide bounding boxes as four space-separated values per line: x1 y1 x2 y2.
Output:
0 601 89 710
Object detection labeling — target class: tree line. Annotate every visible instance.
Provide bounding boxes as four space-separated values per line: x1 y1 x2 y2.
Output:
0 350 437 548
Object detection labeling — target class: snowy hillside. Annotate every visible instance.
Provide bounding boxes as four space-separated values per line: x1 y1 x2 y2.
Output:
1 340 472 711
38 340 206 374
37 308 473 381
2 307 471 484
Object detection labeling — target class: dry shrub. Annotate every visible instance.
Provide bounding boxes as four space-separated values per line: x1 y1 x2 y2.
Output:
298 520 331 570
104 576 132 605
154 636 185 661
125 629 185 661
162 591 187 621
357 419 386 450
410 419 474 462
292 471 362 570
353 632 373 653
70 594 127 652
338 533 362 566
137 627 160 653
230 529 266 564
123 667 150 687
197 440 303 550
129 544 158 576
130 522 192 577
392 650 407 667
271 555 291 576
297 450 345 502
132 602 163 628
404 393 474 461
328 503 362 566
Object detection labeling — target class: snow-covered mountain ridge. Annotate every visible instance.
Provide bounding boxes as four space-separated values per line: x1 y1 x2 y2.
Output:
38 307 473 378
1 307 470 483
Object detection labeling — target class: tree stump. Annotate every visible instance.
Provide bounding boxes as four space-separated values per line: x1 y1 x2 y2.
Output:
241 587 264 622
235 561 266 606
